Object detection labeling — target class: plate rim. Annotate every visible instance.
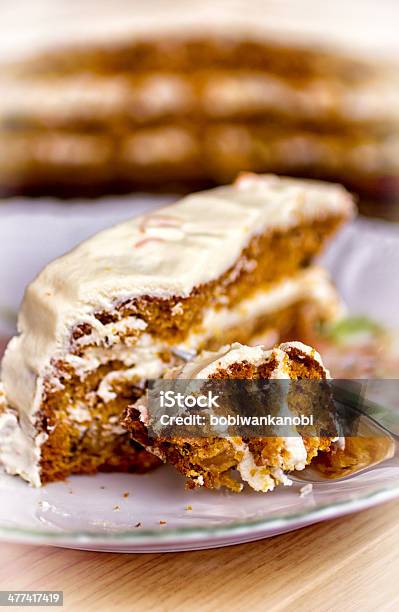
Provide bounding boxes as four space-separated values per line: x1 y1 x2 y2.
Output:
1 476 398 546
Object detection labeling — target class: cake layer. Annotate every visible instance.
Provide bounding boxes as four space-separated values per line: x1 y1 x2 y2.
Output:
0 174 353 485
0 125 395 200
180 266 342 352
123 341 338 492
9 35 373 80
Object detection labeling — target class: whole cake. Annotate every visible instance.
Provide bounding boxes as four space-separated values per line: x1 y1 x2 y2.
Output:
1 34 398 204
0 173 354 486
123 341 338 492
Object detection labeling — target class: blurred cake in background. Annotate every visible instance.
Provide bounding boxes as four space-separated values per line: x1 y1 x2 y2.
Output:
1 36 398 203
0 2 398 217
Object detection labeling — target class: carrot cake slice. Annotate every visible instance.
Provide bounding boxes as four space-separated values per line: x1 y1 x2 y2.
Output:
0 173 354 486
123 341 339 492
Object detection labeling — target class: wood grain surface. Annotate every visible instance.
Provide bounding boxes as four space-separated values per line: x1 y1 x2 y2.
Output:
1 500 399 611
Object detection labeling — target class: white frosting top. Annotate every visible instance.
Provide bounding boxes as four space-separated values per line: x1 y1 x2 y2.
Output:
172 340 328 380
1 173 352 420
2 0 398 63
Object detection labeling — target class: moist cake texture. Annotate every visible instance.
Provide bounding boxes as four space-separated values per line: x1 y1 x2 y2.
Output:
123 341 338 492
0 173 354 485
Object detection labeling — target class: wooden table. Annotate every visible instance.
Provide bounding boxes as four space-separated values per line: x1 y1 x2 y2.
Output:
1 500 399 611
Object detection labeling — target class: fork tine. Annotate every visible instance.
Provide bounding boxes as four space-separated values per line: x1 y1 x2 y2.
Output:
171 347 197 362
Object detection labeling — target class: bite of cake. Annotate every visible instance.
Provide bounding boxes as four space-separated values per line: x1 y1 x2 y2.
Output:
123 341 339 493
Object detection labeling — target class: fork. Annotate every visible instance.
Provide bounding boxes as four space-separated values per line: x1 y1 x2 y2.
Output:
291 399 399 484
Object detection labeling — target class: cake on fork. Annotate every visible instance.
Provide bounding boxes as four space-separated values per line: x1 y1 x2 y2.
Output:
0 173 354 486
123 341 339 492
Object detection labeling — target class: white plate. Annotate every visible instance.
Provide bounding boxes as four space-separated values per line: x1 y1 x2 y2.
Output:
0 197 398 552
1 465 399 552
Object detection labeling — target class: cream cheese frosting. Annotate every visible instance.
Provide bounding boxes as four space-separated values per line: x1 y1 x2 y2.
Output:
170 340 328 380
0 383 46 486
3 70 399 126
2 2 397 65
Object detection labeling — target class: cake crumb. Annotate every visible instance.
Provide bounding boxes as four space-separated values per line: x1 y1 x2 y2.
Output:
113 505 120 511
100 486 106 490
185 505 193 511
123 491 130 498
299 484 313 497
171 302 184 316
69 489 74 494
159 520 167 525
